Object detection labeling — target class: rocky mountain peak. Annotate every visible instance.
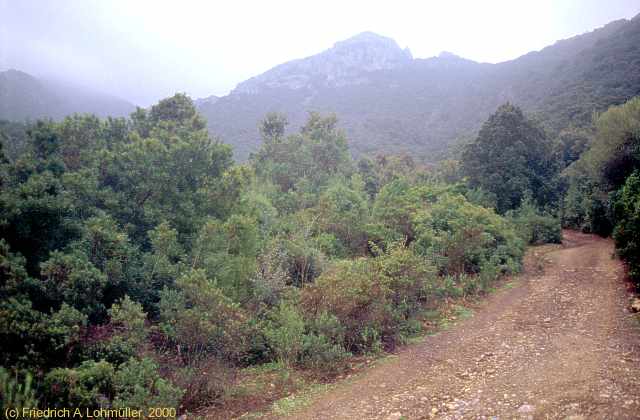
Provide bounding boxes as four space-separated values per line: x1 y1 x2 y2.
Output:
333 31 412 59
438 51 460 59
194 94 219 108
233 32 412 94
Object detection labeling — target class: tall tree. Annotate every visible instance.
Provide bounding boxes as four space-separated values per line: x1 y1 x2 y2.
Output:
461 103 558 213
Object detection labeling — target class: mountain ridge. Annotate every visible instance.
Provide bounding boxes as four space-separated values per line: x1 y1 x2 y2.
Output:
2 16 639 162
198 16 640 161
233 31 412 95
0 69 135 121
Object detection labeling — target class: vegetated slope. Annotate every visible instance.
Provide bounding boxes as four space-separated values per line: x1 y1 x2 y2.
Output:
198 14 640 161
0 69 135 120
274 231 640 420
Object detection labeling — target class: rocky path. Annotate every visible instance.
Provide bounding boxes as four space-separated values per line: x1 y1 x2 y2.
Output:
280 231 640 419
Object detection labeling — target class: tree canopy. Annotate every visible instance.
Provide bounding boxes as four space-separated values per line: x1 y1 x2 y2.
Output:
462 103 558 214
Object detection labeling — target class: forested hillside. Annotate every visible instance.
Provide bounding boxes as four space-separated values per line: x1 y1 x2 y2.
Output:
0 94 564 413
0 70 135 121
198 14 640 161
562 96 640 283
1 10 640 418
4 15 639 163
1 85 639 418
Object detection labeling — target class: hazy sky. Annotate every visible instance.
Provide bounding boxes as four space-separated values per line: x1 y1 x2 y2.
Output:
1 0 638 106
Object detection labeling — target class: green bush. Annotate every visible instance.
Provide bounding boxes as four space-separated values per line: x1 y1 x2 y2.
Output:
278 227 327 287
508 196 562 245
112 358 184 411
0 299 86 369
374 243 437 319
299 312 350 374
316 179 369 255
301 258 392 353
372 178 418 242
250 243 289 306
299 334 350 374
413 193 524 276
562 173 614 235
158 269 250 363
40 251 108 322
86 336 137 367
80 296 150 366
263 302 306 366
262 301 350 375
612 171 640 282
46 356 180 410
108 296 148 347
301 245 437 354
314 233 347 259
190 216 259 304
436 275 465 299
44 360 115 407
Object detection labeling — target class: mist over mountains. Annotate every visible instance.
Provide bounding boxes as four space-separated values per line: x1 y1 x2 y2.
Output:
0 69 135 121
3 5 640 415
2 13 640 161
197 13 640 161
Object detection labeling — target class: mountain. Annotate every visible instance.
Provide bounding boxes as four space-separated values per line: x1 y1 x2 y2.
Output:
0 69 135 121
234 32 412 94
198 15 640 161
194 94 219 107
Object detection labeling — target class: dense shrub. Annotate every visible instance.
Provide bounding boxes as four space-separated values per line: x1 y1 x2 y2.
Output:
40 251 108 322
299 312 350 374
107 296 148 350
281 234 327 287
250 243 289 306
461 103 559 214
44 360 115 407
302 244 438 353
561 96 639 278
372 178 418 243
412 193 524 276
0 299 86 369
562 96 640 234
316 179 369 255
508 196 562 245
373 243 437 319
44 357 184 410
0 99 537 413
262 300 350 374
85 335 138 367
158 269 250 363
112 358 183 410
190 216 259 304
301 258 393 353
561 170 613 235
263 301 306 366
612 171 640 282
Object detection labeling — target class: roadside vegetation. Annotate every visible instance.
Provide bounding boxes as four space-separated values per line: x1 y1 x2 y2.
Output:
4 92 638 415
562 96 640 283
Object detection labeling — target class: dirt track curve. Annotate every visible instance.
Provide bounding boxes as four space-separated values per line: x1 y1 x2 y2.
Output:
280 231 640 419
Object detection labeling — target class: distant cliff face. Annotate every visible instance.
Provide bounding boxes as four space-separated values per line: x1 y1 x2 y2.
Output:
234 32 413 94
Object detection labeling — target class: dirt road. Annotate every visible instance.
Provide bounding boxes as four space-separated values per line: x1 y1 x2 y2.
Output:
282 231 640 419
